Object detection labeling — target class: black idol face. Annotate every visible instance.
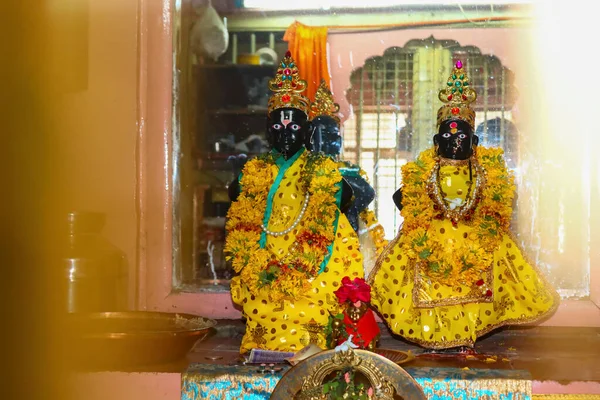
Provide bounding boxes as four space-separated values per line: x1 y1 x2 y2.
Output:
308 115 342 157
266 108 310 159
434 119 479 160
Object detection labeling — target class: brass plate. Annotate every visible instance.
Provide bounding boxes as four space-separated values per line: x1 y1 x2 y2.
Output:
375 348 415 366
68 311 217 368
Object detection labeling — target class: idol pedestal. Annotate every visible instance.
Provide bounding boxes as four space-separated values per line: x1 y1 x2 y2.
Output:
67 322 600 400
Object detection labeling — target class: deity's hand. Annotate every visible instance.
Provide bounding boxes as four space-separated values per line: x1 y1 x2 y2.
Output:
392 187 403 211
344 175 375 213
340 178 354 213
228 178 241 202
226 154 248 202
227 154 248 178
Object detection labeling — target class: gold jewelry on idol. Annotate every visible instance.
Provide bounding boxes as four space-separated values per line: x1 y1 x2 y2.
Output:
437 60 478 129
309 79 340 123
267 51 311 116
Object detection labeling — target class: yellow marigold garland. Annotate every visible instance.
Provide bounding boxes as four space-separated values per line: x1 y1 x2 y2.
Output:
400 147 515 287
224 153 342 302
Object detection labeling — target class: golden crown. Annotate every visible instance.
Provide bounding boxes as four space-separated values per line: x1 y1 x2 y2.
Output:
267 51 311 116
309 79 340 123
437 60 477 129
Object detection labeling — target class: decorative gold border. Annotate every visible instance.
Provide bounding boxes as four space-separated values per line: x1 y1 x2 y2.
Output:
368 229 560 351
367 145 561 349
412 259 494 308
367 227 403 286
271 349 427 400
298 349 396 400
438 157 472 167
392 246 560 350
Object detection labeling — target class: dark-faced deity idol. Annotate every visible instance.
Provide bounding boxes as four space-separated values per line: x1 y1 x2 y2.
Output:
369 60 559 351
308 80 388 278
225 52 364 354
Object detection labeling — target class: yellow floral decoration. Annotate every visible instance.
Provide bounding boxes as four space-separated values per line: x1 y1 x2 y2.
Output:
225 153 343 302
399 146 515 288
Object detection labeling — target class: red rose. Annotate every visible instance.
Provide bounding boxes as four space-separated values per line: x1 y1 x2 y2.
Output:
485 289 493 297
334 276 371 304
476 279 484 286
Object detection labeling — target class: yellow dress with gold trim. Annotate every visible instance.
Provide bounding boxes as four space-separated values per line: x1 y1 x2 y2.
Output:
229 150 364 354
369 148 559 349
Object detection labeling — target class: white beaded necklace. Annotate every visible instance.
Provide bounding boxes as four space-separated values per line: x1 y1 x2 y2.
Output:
261 192 310 237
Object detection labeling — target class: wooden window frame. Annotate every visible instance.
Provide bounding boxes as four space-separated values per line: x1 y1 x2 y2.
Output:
137 0 600 326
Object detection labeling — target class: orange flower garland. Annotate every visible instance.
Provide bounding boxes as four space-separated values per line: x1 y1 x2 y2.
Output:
224 152 342 302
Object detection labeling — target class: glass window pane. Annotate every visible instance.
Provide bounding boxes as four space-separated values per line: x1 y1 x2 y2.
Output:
172 2 590 299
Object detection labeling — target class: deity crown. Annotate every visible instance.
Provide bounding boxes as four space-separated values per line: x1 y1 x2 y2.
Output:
268 51 311 116
437 60 478 129
309 79 341 123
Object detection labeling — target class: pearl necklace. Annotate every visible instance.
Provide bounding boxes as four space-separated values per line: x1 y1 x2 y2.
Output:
261 192 310 237
428 157 485 224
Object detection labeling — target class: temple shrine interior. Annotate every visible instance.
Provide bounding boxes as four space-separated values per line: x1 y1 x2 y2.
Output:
5 1 600 400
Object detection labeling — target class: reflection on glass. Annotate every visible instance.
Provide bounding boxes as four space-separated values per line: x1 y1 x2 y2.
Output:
173 2 590 299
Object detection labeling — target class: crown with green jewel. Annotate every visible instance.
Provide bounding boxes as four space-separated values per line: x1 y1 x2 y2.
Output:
267 51 310 116
437 60 478 129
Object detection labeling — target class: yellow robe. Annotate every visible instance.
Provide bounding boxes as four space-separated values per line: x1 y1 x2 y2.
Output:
230 150 364 354
369 163 559 349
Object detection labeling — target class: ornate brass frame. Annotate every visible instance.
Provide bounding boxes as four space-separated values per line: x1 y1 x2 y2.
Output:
271 349 426 400
297 349 394 400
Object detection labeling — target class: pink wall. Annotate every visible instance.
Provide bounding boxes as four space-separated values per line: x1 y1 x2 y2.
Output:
69 372 181 400
56 0 598 328
532 381 600 395
139 11 600 326
59 5 600 399
55 0 139 307
328 27 529 122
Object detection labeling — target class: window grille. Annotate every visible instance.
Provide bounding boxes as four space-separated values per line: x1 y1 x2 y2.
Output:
343 37 518 238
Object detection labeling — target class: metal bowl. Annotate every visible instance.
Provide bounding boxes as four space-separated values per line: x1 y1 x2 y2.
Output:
375 348 415 366
68 311 217 368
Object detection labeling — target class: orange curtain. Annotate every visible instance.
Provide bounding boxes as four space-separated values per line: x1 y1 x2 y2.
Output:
284 21 330 102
